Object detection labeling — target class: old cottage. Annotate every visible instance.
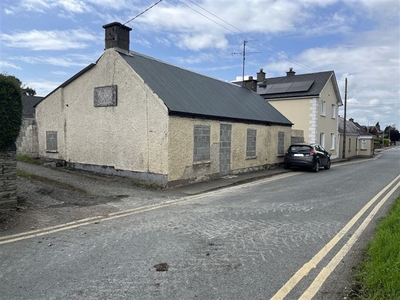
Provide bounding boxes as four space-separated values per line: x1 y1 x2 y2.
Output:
35 22 293 187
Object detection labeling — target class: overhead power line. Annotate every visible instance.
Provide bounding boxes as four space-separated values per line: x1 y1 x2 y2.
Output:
182 0 318 73
123 0 163 26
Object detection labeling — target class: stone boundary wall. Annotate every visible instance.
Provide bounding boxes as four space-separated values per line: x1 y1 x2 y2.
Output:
0 149 18 208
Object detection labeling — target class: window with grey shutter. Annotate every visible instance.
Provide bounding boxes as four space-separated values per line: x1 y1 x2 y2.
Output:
193 125 210 162
246 129 257 158
278 131 285 156
46 131 58 152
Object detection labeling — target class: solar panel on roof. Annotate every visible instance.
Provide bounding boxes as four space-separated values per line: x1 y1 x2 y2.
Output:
286 80 314 92
265 80 314 94
266 82 293 94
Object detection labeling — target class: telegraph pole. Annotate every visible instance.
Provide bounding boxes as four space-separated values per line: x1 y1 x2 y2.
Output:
342 78 347 159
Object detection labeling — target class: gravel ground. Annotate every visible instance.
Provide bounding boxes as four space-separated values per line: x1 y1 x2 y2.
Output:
0 162 185 236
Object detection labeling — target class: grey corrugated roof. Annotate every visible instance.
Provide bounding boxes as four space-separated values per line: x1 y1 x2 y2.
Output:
119 51 292 126
338 117 373 136
258 71 342 104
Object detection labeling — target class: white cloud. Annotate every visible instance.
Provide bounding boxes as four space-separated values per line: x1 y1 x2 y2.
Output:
8 53 98 67
175 52 216 65
26 79 61 96
177 32 229 51
0 61 22 70
57 0 91 13
1 29 98 50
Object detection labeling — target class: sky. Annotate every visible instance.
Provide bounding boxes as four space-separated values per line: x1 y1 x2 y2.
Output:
1 0 399 129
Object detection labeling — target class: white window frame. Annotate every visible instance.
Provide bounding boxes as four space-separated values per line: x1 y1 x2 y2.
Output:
331 104 336 119
361 139 367 150
330 133 335 150
321 100 326 116
320 133 325 148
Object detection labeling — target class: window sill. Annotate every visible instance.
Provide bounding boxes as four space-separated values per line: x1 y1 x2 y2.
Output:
246 156 257 160
277 154 284 157
46 150 58 153
193 160 211 166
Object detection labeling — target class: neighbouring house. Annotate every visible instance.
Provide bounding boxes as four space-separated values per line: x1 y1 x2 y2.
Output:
35 22 293 187
362 125 380 139
338 117 374 158
16 95 43 157
235 68 343 158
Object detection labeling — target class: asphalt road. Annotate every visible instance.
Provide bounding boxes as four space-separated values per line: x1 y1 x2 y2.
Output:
1 147 399 300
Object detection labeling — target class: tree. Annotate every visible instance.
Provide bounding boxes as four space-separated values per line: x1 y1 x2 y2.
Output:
0 74 23 151
386 125 400 141
375 122 380 131
0 74 36 96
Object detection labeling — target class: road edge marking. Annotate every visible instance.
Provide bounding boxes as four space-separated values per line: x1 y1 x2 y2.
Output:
300 180 400 299
270 174 400 300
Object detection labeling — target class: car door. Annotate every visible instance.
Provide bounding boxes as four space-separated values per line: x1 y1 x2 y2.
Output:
315 145 327 165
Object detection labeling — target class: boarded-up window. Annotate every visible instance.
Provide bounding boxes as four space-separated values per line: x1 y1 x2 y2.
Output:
246 129 257 157
194 125 210 162
46 131 58 152
278 131 285 156
94 85 117 107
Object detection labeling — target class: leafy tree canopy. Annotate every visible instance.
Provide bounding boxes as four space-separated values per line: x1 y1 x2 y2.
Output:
0 73 36 96
0 74 23 150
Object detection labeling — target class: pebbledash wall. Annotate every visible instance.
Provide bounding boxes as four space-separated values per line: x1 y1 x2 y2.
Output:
36 49 170 186
16 119 39 157
168 116 292 184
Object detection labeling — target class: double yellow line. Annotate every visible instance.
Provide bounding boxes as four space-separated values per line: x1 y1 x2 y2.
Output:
271 174 400 300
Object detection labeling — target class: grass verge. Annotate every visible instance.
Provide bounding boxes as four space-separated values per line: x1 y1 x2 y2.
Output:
17 155 41 165
353 195 400 299
17 169 87 195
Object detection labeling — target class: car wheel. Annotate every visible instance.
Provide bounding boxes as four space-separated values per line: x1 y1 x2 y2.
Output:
324 160 331 170
313 160 320 172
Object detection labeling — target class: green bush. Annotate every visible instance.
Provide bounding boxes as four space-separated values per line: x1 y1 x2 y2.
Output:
0 74 23 151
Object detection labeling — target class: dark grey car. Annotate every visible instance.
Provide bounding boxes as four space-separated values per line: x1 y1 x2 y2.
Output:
283 143 331 172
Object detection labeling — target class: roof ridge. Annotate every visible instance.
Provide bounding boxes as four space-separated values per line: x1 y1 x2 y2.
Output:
120 49 237 87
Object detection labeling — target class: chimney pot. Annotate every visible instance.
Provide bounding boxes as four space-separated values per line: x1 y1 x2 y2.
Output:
103 22 132 51
286 67 296 76
256 68 266 82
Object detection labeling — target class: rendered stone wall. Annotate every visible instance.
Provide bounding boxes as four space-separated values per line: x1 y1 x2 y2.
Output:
16 119 39 157
0 149 18 208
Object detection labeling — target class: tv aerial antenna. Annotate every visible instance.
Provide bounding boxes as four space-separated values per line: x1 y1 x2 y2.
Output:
232 40 260 87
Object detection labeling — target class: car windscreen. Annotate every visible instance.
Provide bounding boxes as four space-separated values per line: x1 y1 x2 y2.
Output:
288 145 312 153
